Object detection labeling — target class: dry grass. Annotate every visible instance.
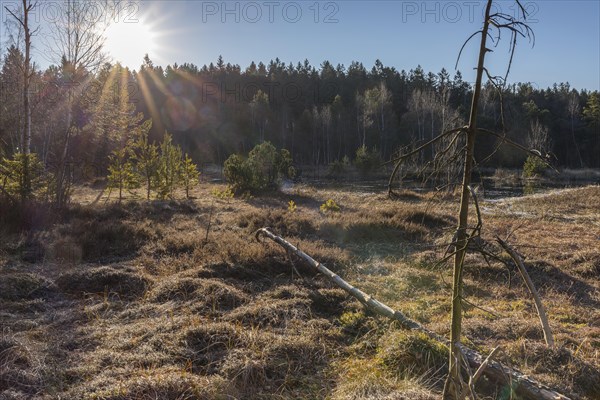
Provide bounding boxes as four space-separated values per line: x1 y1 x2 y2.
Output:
0 183 598 399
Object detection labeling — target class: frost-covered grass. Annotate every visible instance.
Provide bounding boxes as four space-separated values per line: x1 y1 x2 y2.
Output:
1 184 598 399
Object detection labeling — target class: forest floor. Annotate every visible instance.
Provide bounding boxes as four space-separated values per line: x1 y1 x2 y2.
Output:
1 183 599 399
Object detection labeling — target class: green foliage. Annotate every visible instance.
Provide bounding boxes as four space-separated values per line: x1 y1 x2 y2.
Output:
223 142 295 193
130 120 158 200
155 134 183 200
320 199 340 213
583 92 600 127
246 141 280 189
0 153 47 201
105 129 200 201
211 186 234 201
354 145 381 175
339 310 366 330
287 200 297 213
223 154 252 193
523 155 548 178
107 147 138 201
277 148 296 180
181 153 200 199
328 156 351 176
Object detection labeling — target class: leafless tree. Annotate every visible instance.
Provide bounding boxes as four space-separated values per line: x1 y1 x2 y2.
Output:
355 92 373 147
4 0 39 201
568 92 584 167
527 119 550 154
41 0 116 71
321 105 332 164
382 1 553 398
41 0 118 206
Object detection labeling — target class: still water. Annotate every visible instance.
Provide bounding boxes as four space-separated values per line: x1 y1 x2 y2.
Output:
303 177 598 200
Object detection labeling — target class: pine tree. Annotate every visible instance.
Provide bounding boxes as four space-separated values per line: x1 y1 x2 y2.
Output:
583 92 600 127
181 153 200 199
107 147 137 202
0 153 46 201
131 120 158 200
155 133 183 200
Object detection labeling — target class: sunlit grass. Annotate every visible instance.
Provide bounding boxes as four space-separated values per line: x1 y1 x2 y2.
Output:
1 183 598 398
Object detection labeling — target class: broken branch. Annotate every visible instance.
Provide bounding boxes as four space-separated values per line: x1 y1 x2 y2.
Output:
256 227 569 400
496 237 555 347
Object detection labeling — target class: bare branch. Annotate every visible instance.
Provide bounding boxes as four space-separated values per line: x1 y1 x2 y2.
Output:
477 128 558 172
455 31 483 70
387 127 467 196
256 228 570 400
496 238 555 347
471 346 502 385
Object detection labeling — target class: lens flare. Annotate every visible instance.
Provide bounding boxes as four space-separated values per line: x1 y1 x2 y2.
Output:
104 17 158 69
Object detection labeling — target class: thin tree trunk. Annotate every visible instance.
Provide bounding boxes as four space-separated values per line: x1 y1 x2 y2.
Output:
57 111 73 207
6 0 36 201
23 5 31 157
444 1 493 398
571 117 584 168
22 0 32 202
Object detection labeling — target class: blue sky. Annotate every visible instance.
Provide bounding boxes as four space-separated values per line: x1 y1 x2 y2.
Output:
1 0 599 90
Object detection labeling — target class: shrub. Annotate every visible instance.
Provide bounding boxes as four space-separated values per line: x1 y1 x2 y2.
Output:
0 153 48 201
130 122 159 200
523 155 547 178
181 153 200 199
155 134 183 199
328 156 351 177
354 145 381 175
320 199 340 213
277 148 296 180
107 130 200 200
246 142 279 190
107 147 138 202
287 200 297 213
223 142 295 193
223 154 252 193
212 186 234 201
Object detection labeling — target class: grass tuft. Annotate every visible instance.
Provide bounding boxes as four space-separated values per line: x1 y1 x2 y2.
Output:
56 266 150 299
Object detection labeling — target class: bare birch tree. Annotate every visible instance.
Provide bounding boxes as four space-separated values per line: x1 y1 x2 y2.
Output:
4 0 38 201
40 0 117 206
568 92 584 167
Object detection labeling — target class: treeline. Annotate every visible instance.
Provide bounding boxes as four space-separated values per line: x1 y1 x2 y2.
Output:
132 55 600 169
1 49 600 197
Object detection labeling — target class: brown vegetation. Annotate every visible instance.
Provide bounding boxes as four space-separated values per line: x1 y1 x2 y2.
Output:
0 183 598 399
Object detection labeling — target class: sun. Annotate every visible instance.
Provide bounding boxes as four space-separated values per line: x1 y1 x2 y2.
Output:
104 18 158 70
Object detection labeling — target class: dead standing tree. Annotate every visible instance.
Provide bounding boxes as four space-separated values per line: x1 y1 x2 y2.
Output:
385 1 555 398
255 0 559 397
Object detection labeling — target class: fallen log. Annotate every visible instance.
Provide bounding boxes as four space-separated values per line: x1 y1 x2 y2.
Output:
255 227 571 400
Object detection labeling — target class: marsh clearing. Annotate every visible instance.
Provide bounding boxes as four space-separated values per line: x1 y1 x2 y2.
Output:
1 183 599 399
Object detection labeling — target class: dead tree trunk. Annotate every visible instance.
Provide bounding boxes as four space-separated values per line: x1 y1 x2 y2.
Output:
255 227 570 400
445 1 493 397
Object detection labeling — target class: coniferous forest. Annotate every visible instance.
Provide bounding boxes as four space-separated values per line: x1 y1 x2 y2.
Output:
2 50 599 181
